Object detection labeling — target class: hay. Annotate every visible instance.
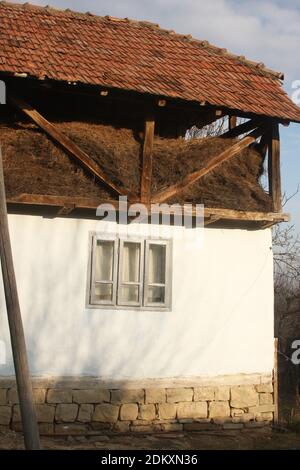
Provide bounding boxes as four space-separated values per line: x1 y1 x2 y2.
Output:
0 120 272 211
152 136 271 211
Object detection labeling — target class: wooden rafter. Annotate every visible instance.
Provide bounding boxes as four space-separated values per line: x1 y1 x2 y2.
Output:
7 193 289 225
140 115 155 203
268 123 281 212
221 118 262 139
152 125 269 203
9 95 134 199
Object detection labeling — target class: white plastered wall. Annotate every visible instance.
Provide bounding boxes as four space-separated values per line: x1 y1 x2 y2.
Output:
0 214 274 379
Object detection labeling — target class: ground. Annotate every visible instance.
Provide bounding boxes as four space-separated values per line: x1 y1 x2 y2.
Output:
0 427 300 450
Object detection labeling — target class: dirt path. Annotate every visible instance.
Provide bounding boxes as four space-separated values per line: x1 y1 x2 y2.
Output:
1 427 300 450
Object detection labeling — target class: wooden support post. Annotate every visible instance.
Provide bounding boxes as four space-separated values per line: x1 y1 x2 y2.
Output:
0 148 40 449
140 115 155 204
268 123 282 212
273 337 279 424
229 116 237 131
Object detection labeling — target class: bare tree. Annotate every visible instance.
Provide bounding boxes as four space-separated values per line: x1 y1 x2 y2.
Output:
273 187 300 336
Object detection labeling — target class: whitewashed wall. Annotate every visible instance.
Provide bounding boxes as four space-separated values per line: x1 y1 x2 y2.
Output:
0 214 274 379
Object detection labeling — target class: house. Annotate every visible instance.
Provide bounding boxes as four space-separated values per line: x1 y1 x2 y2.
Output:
0 1 299 434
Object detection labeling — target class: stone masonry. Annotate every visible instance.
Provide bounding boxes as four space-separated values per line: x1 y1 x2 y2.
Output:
0 375 275 435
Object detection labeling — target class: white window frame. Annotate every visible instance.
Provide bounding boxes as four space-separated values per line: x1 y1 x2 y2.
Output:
144 239 172 308
89 234 118 306
87 233 172 311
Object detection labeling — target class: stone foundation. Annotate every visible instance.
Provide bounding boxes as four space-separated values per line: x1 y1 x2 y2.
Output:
0 374 275 435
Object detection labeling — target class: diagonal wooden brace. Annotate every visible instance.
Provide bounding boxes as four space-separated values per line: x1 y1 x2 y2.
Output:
152 124 269 203
9 95 135 199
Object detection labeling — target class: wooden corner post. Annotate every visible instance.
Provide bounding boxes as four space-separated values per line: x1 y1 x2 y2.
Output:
268 122 282 212
141 114 155 204
0 147 40 450
273 337 279 424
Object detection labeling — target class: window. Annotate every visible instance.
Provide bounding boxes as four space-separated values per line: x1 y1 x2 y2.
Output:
87 235 172 310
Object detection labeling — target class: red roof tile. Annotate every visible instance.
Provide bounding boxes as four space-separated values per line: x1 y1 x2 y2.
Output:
1 1 300 122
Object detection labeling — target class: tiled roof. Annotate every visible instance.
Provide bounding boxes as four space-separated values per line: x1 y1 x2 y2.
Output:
1 2 300 122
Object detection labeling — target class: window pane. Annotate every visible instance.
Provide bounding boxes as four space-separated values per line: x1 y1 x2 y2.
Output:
120 285 139 303
94 284 113 302
95 240 114 281
122 242 141 283
147 286 165 304
148 244 166 284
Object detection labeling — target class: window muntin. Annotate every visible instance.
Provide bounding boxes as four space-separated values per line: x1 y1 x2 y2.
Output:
144 240 171 307
90 237 117 305
88 235 171 310
118 240 144 306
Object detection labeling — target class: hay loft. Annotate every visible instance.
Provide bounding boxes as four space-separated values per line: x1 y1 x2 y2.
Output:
1 120 271 212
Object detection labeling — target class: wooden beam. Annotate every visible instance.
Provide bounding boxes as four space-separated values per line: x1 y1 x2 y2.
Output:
140 116 155 203
152 125 268 203
9 193 106 209
268 123 282 212
7 193 289 223
0 150 40 450
203 207 289 223
221 118 262 139
8 95 133 199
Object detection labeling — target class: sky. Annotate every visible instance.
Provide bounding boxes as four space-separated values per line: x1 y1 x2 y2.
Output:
7 0 300 230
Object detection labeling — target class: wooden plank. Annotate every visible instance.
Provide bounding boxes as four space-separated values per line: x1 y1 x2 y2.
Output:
0 149 40 450
9 95 133 199
268 123 282 212
221 118 261 139
7 193 289 223
203 207 289 222
152 125 268 203
9 193 105 209
140 116 155 203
